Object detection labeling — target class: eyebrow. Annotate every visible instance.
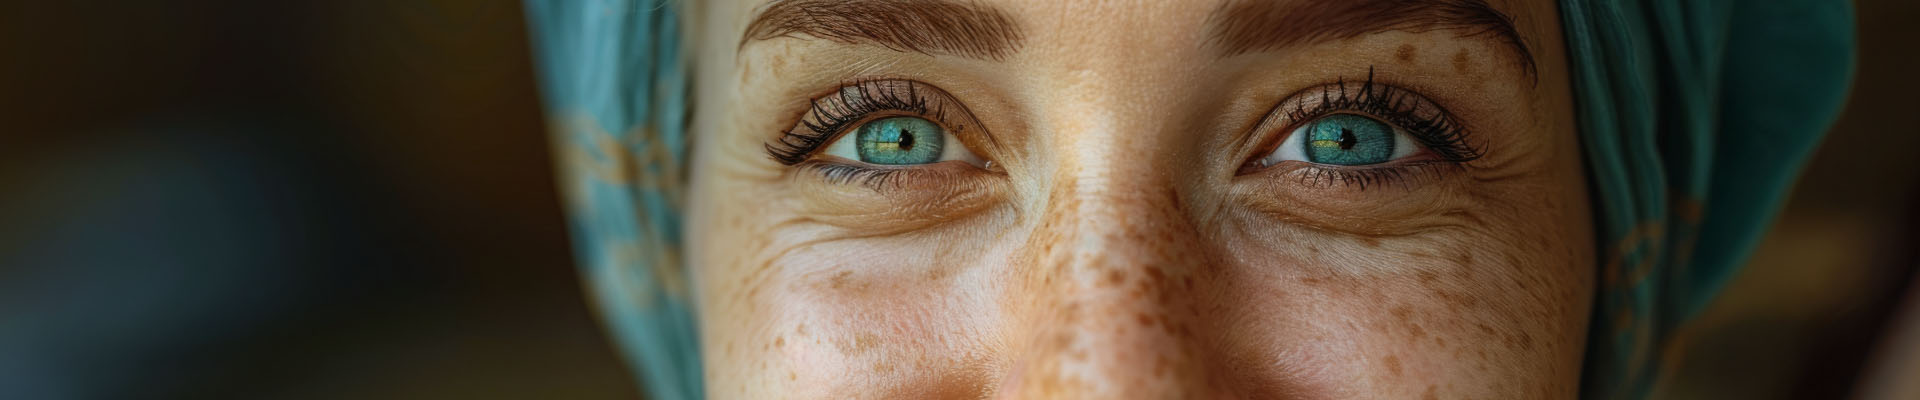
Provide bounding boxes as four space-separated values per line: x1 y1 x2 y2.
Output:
1207 0 1536 76
740 0 1024 60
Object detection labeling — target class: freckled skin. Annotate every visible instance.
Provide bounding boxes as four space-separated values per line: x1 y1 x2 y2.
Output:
685 0 1589 399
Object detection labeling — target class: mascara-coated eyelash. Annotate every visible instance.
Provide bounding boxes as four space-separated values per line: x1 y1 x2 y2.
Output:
766 79 975 166
1241 68 1483 187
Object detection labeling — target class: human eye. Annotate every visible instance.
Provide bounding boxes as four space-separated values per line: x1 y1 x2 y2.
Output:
1257 113 1418 166
817 116 982 166
765 79 988 186
1240 69 1483 189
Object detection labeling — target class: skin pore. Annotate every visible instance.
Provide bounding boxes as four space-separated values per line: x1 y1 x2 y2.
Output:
684 0 1592 398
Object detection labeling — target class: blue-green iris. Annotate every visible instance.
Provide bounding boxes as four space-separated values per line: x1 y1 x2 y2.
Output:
855 116 945 165
1302 114 1395 165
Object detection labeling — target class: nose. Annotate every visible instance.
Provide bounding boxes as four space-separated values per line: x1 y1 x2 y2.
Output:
994 154 1238 398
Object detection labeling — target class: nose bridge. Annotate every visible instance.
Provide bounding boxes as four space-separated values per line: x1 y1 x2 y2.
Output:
997 123 1221 397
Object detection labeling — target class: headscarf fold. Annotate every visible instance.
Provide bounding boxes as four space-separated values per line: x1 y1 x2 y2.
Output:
525 1 700 399
1561 0 1853 398
525 1 1856 399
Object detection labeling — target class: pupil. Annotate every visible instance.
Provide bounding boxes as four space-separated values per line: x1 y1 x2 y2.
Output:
1338 128 1357 150
898 128 915 151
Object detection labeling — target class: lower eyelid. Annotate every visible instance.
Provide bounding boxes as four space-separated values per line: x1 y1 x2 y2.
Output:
1277 161 1461 191
787 160 1010 233
801 161 908 188
796 159 990 191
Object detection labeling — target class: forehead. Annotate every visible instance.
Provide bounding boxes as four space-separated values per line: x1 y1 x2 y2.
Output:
714 0 1553 38
714 0 1554 78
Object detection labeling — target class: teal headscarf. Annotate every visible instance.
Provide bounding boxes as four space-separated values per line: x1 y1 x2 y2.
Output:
1560 0 1853 398
524 1 700 399
523 1 1854 399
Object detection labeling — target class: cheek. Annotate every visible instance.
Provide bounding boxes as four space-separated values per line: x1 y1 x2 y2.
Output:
1207 206 1592 397
689 198 1015 397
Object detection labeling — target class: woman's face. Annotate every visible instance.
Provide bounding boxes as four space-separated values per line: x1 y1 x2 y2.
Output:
685 0 1592 397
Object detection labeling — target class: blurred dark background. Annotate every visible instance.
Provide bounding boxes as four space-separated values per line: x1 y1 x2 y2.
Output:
2 1 635 399
0 1 1914 399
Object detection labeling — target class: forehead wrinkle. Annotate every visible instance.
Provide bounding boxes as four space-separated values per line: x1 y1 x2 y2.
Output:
1206 0 1537 77
740 0 1026 61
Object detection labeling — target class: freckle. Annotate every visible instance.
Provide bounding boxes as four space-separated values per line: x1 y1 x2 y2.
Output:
1384 355 1403 377
1477 322 1495 336
1409 323 1427 339
839 333 879 354
1416 270 1439 284
1423 384 1440 400
1361 237 1381 248
789 371 796 381
829 270 852 290
1136 311 1158 327
1396 44 1417 63
1105 269 1125 287
1145 267 1166 285
1453 49 1472 75
1439 290 1481 311
774 336 784 348
1301 277 1324 286
1392 306 1414 322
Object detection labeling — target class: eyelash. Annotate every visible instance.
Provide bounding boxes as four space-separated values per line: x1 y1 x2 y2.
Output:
1293 161 1457 191
766 79 957 166
767 71 1480 191
800 162 912 187
1254 67 1483 190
